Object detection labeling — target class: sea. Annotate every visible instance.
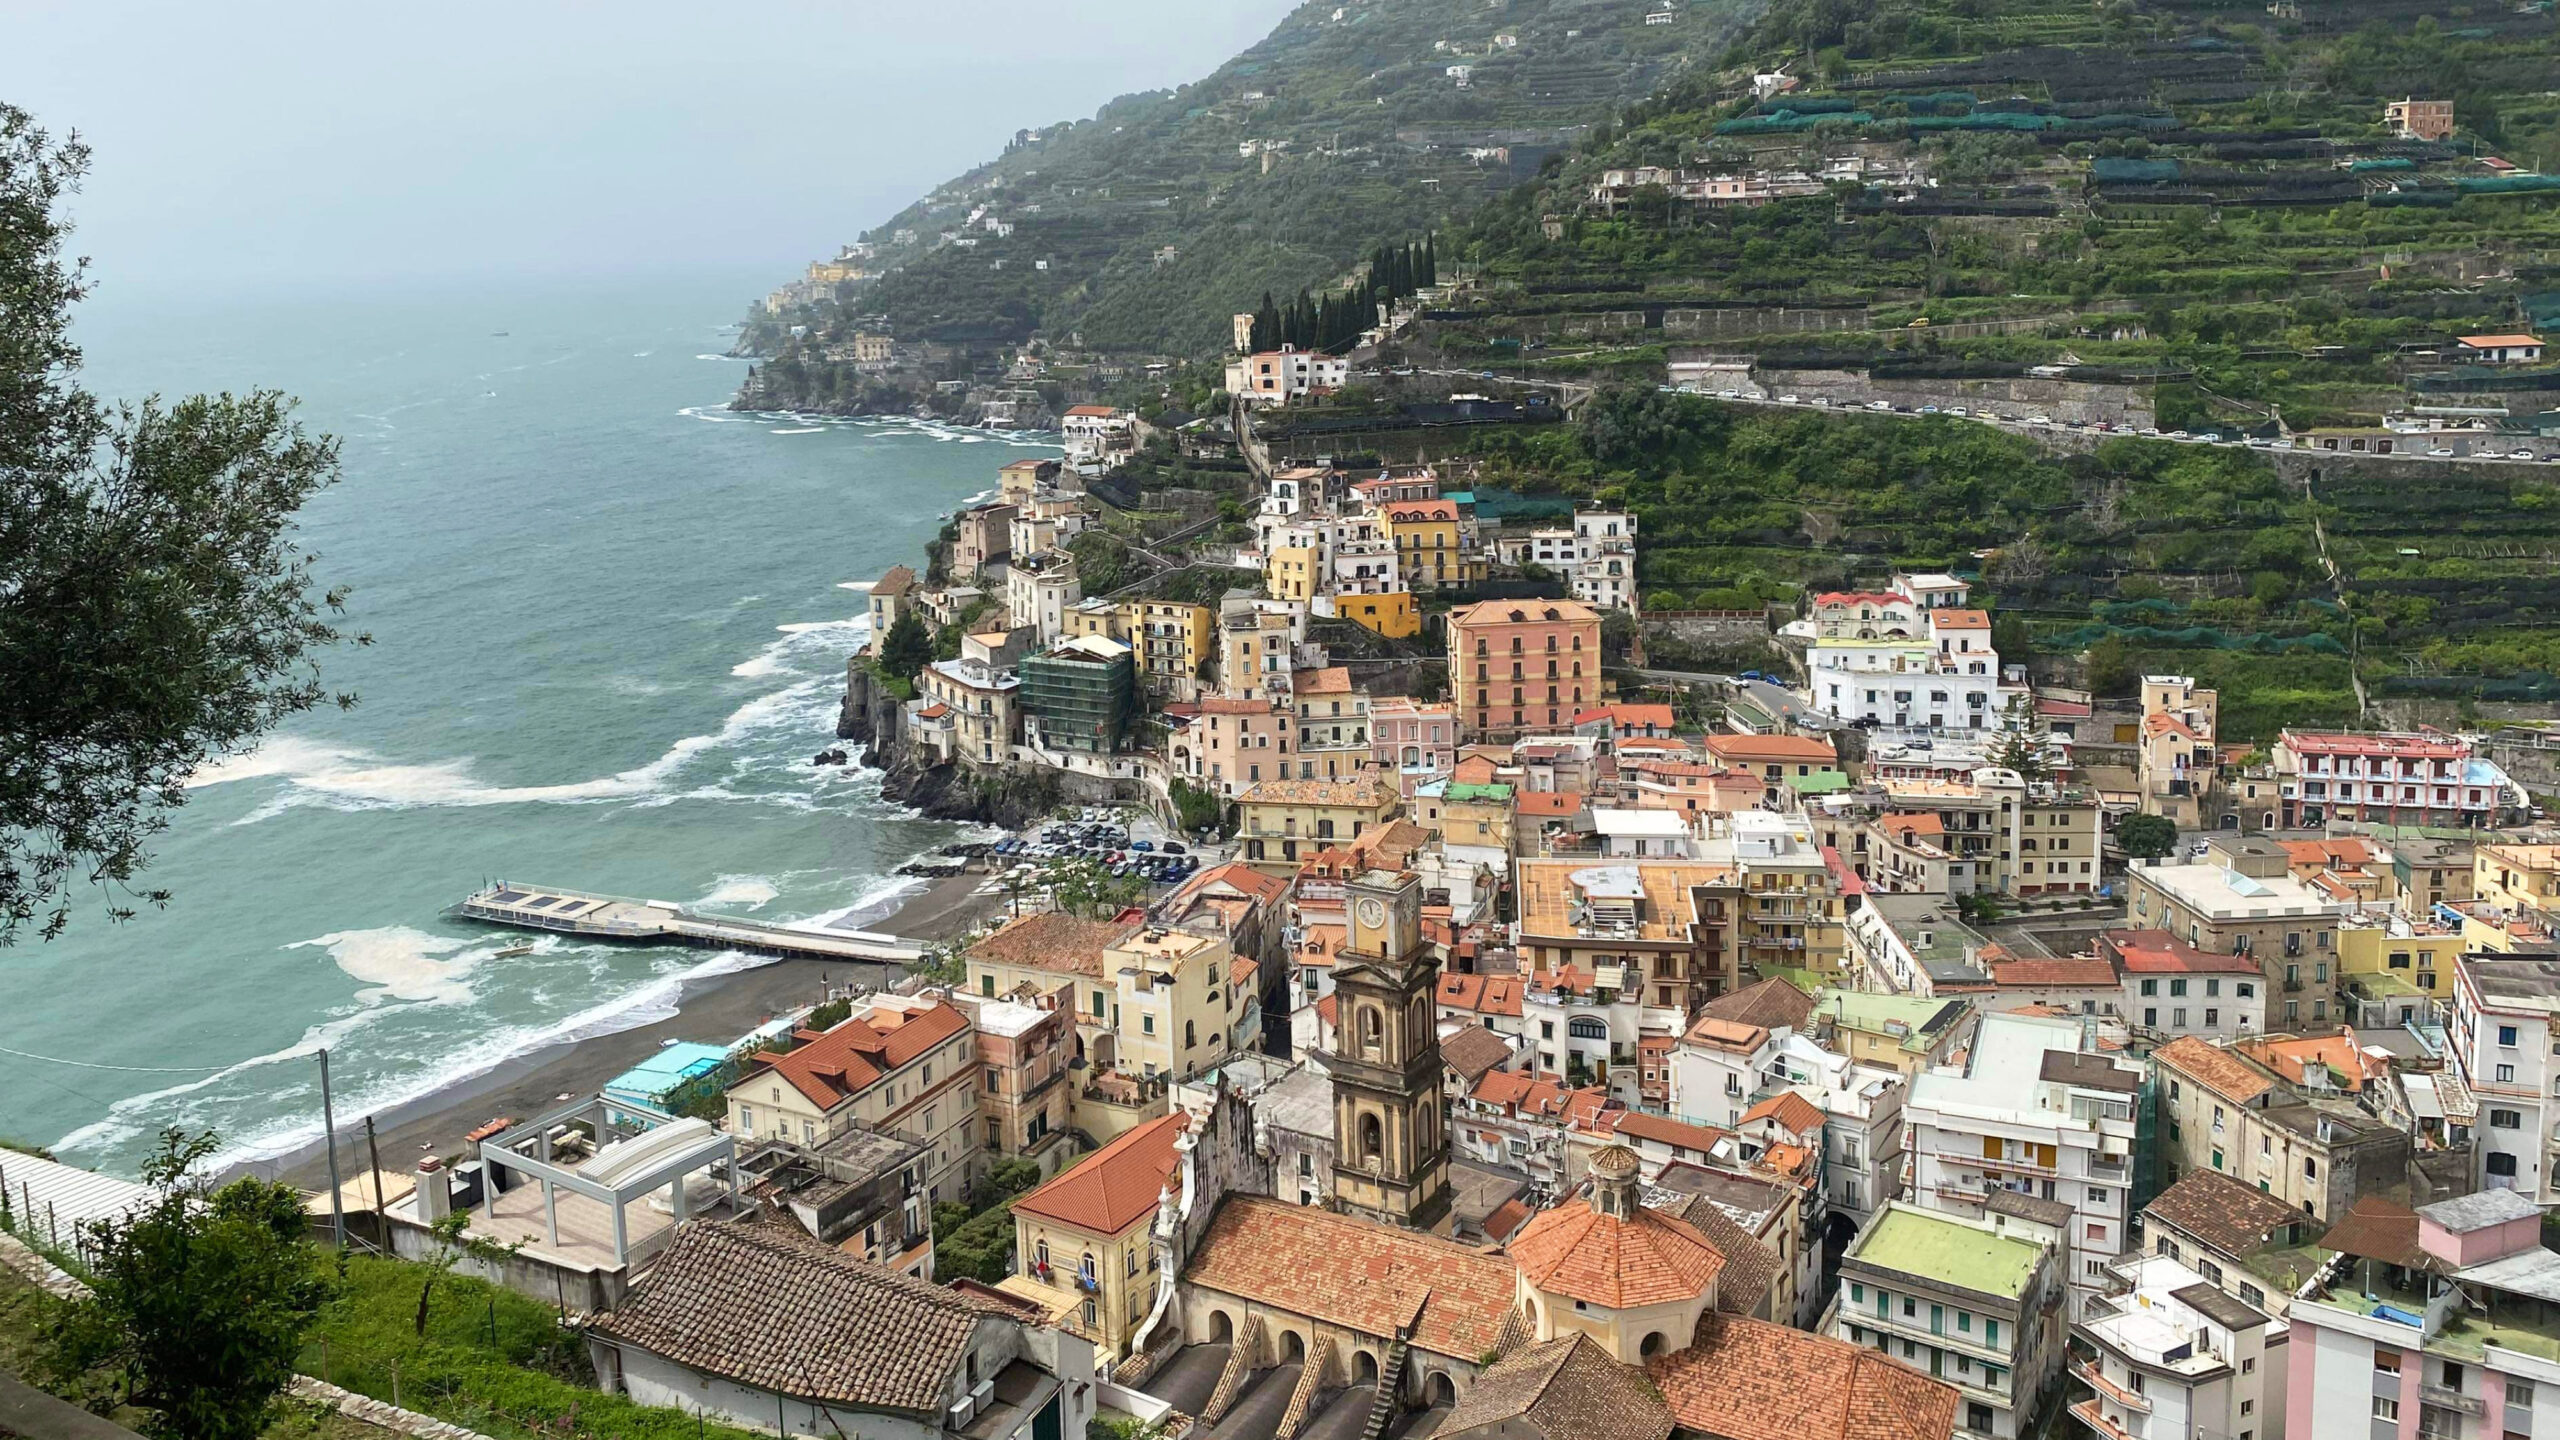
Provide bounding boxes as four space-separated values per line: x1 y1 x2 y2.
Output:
3 270 1047 1177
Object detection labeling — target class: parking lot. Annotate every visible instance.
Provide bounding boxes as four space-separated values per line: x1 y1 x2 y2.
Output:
984 804 1227 893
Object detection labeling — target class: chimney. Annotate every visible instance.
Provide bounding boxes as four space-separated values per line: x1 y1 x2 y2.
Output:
416 1156 451 1223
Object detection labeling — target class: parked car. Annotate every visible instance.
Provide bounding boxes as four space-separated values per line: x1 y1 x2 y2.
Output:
2428 447 2458 458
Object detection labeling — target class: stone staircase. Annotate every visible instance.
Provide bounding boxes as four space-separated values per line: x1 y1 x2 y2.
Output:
1357 1335 1411 1440
1275 1331 1340 1440
1201 1311 1265 1427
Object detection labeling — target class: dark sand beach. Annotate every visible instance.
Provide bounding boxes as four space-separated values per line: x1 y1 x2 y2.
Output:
254 868 1015 1191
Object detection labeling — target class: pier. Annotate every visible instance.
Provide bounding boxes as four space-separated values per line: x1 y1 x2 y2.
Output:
454 883 927 965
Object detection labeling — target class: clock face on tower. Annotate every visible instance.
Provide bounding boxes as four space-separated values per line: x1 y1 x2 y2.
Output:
1356 897 1387 929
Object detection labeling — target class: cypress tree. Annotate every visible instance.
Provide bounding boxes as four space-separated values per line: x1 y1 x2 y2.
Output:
1423 233 1438 287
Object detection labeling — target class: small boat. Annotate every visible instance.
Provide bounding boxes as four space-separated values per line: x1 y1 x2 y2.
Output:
495 942 536 958
491 331 509 337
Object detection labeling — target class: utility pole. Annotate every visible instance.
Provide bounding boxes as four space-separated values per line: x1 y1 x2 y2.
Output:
365 1115 386 1239
319 1048 346 1251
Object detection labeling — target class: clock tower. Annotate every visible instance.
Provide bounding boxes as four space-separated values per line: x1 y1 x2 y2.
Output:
1329 869 1452 1232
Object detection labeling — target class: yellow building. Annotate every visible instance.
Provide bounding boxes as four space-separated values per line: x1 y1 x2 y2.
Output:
1123 599 1214 688
1062 599 1127 644
1379 498 1479 590
1335 592 1420 639
1106 926 1242 1082
1237 774 1404 869
1266 543 1321 603
2476 841 2560 914
2338 914 2464 1027
1007 1110 1186 1358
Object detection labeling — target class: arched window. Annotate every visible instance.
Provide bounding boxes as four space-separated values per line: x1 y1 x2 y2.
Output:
1360 1113 1383 1163
1080 1251 1097 1282
1185 1019 1197 1049
1360 1005 1383 1054
1036 1239 1050 1269
1569 1016 1607 1040
1641 1331 1668 1357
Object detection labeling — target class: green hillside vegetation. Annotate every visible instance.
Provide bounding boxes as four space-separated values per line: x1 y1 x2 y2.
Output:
746 0 1763 358
1444 0 2560 429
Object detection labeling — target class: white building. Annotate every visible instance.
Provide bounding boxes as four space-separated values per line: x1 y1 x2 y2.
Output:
1059 406 1133 467
1904 1011 2143 1311
2071 1253 2287 1440
1227 346 1349 407
2451 954 2560 1203
1005 552 1081 643
1523 511 1640 612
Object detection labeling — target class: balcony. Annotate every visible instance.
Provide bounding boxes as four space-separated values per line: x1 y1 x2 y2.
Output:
2069 1398 2135 1440
2069 1361 2148 1414
2419 1385 2484 1417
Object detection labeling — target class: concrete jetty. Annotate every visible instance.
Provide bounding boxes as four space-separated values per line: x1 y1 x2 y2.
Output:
454 883 927 965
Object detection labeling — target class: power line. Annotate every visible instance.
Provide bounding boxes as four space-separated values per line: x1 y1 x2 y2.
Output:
0 1043 237 1075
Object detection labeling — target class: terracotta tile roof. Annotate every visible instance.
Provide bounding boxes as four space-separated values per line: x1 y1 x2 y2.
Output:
2317 1197 2426 1269
1449 598 1603 628
1990 955 2119 989
1440 1023 1514 1083
1438 972 1526 1018
1878 812 1945 837
1298 923 1345 968
1383 498 1461 524
1660 1197 1780 1316
591 1223 1012 1411
2280 837 2375 869
1469 1070 1611 1125
1572 703 1678 731
1182 1194 1516 1360
2153 1035 2276 1107
1170 860 1291 907
1236 774 1401 809
1608 1112 1730 1156
1930 608 1990 629
2243 1029 2384 1091
1741 1091 1826 1139
1683 1016 1771 1053
1648 1315 1960 1440
746 1000 968 1110
1452 755 1501 785
1705 733 1838 766
1514 791 1586 818
1197 697 1280 716
1293 665 1355 695
1010 1110 1189 1237
1437 1333 1674 1440
1812 592 1909 609
1063 404 1123 417
1699 978 1816 1033
2143 711 2201 741
1229 956 1258 991
968 910 1137 977
1512 1192 1725 1309
1482 1198 1534 1243
2142 1170 2311 1259
2104 930 2263 974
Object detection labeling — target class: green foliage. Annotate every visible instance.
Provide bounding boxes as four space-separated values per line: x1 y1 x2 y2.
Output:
879 609 935 682
302 1256 763 1440
39 1131 332 1440
1169 779 1227 837
930 1161 1047 1285
1050 858 1145 919
2 108 362 943
2116 813 2179 861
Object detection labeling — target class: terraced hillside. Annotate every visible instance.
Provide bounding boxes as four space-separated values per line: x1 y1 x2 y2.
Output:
743 0 1763 361
1443 0 2560 429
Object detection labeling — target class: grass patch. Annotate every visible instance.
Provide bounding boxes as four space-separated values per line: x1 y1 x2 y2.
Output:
300 1256 762 1440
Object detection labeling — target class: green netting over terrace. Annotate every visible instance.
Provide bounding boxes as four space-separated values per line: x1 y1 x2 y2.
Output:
1464 487 1578 522
2455 174 2560 195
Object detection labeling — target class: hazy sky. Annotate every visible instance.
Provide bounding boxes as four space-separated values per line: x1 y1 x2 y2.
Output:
1 1 1294 299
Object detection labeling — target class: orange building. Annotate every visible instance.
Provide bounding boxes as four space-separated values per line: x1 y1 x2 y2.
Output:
1448 598 1603 740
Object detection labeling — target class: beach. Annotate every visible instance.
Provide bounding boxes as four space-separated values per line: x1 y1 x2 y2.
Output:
254 866 1016 1191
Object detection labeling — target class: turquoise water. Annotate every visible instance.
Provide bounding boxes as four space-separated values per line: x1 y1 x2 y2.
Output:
5 272 1048 1175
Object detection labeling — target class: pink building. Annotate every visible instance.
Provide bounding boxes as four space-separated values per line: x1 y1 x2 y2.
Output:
1371 698 1457 791
1173 697 1294 799
2284 1188 2559 1439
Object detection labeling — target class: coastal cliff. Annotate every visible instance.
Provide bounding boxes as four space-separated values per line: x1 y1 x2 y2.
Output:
837 660 1078 829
